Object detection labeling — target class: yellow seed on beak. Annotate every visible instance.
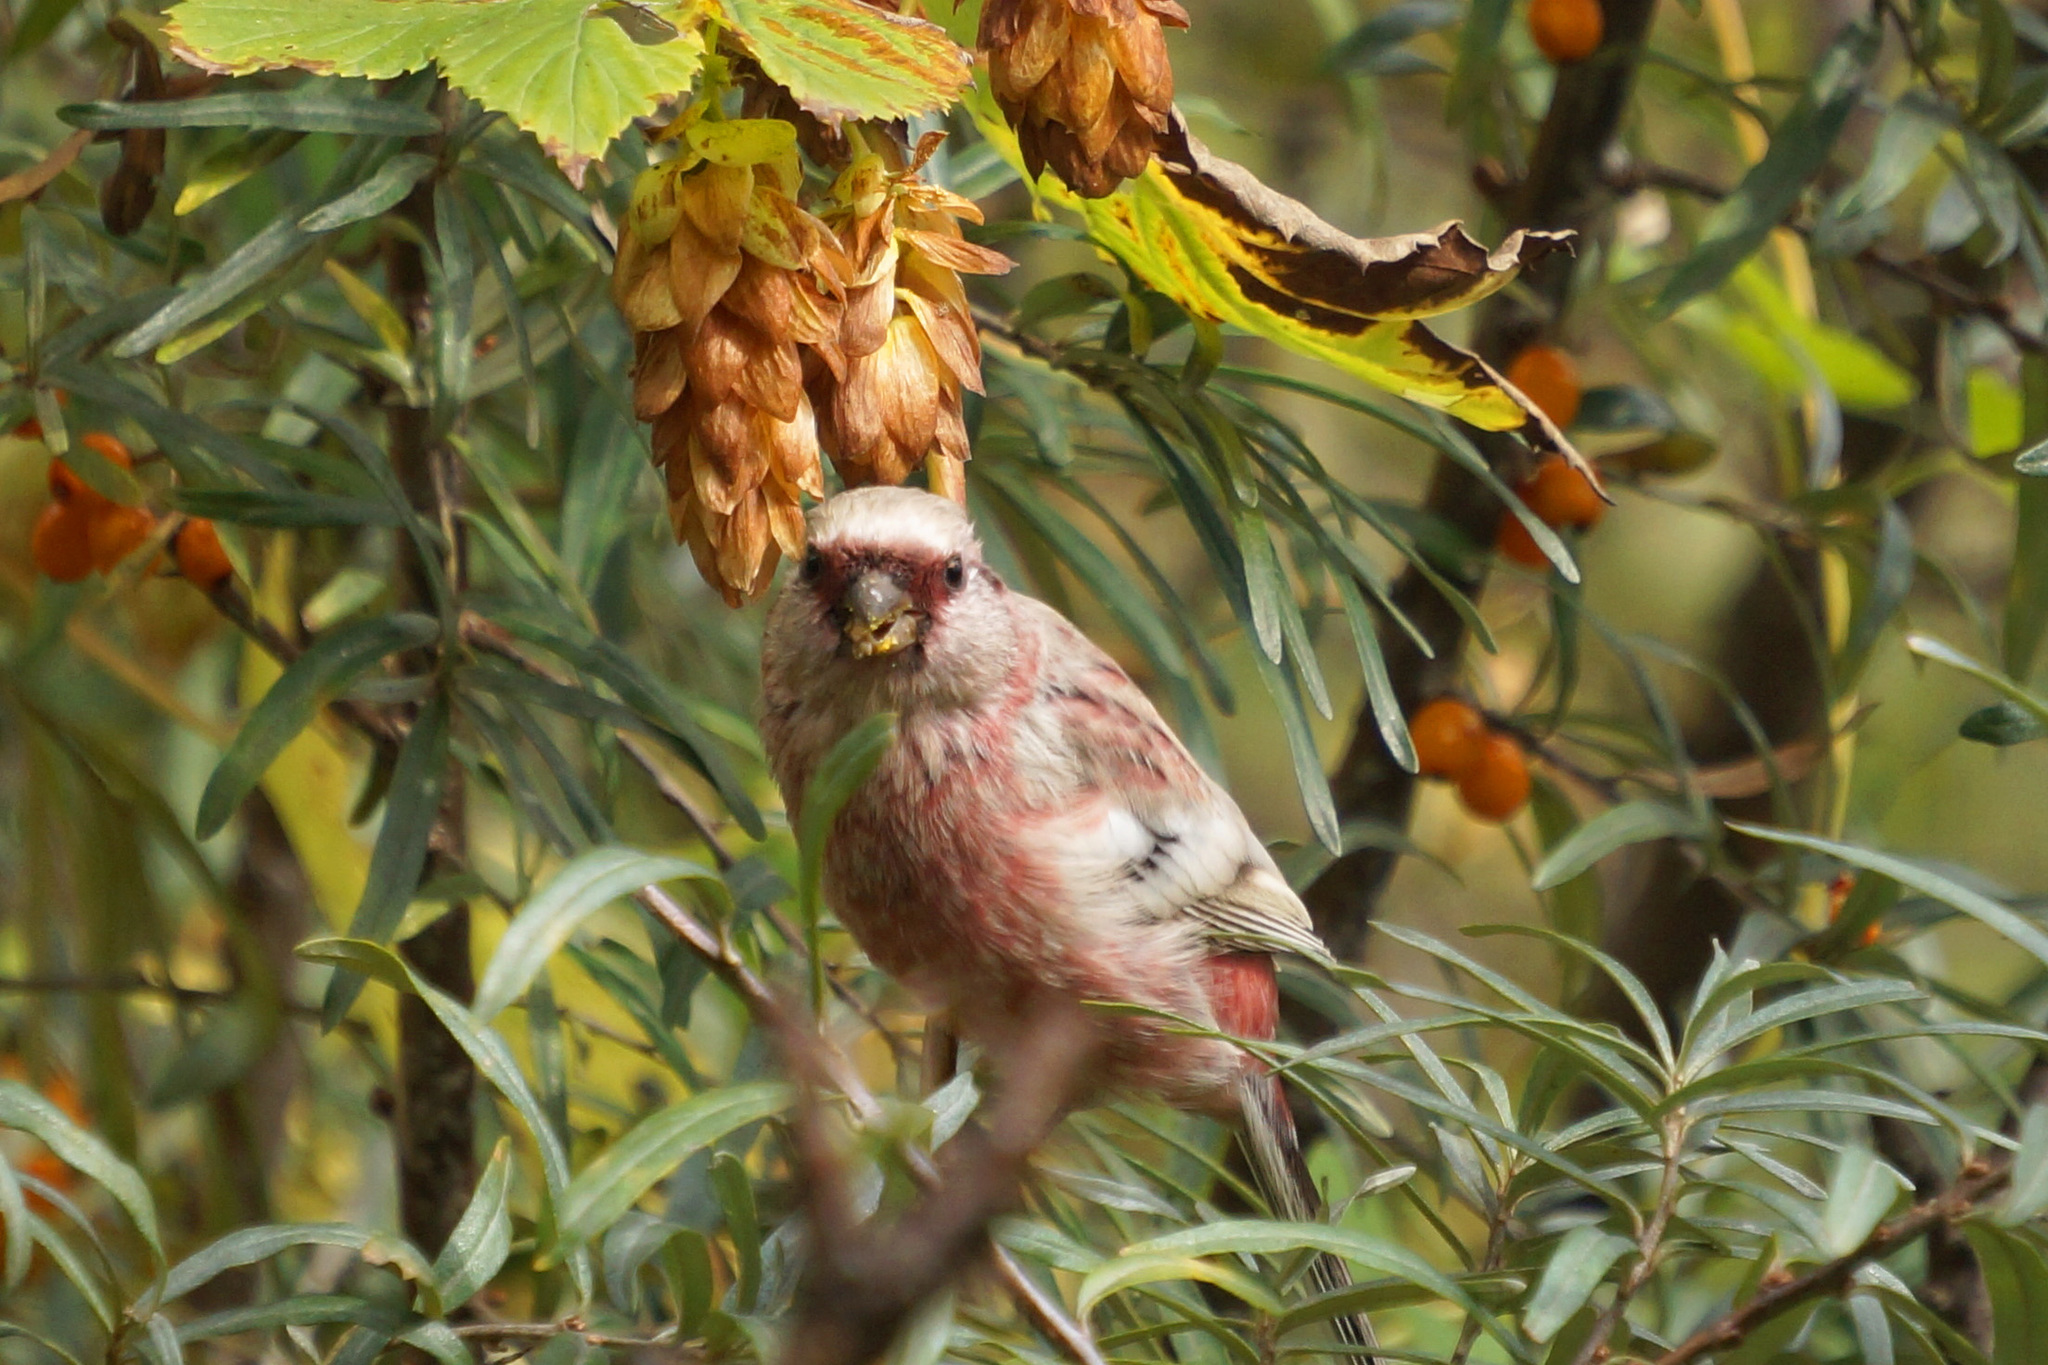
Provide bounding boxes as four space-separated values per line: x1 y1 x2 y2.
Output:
844 609 921 659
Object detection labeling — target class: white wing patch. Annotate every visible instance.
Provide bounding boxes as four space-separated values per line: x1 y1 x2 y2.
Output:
1048 792 1331 964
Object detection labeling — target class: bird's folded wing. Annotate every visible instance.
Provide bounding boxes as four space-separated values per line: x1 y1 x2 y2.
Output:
1019 599 1332 965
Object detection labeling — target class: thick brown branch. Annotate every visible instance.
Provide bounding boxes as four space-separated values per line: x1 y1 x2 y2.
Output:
383 105 476 1260
1651 1159 2012 1365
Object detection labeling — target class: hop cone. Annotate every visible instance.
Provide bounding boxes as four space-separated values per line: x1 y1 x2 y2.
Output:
813 147 1014 495
981 0 1187 197
614 125 848 605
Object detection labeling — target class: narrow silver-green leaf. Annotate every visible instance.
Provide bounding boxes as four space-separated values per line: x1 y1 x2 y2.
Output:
322 691 452 1028
299 152 436 232
1727 821 2048 972
433 1138 514 1306
162 1223 434 1303
797 713 897 1009
0 1154 27 1292
475 846 713 1021
1522 1225 1632 1343
1821 1146 1909 1255
59 90 439 135
0 1079 161 1264
552 1081 790 1256
196 613 438 839
2001 1105 2048 1225
1531 801 1708 891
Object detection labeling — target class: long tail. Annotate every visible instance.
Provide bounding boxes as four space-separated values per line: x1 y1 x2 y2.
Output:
1237 1070 1379 1356
1207 951 1377 1356
1237 1066 1380 1357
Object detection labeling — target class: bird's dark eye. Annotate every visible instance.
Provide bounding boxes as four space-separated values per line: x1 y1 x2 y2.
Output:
800 549 823 582
943 554 965 590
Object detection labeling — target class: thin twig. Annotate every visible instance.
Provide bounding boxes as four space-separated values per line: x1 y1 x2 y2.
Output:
450 1320 690 1351
1652 1158 2012 1365
202 576 406 745
615 730 736 871
783 997 1103 1365
0 972 236 1004
1573 1116 1689 1365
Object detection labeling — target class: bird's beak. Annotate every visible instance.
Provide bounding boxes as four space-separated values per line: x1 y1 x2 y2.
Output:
840 570 920 659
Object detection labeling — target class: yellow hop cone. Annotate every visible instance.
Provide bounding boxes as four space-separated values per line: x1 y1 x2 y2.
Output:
980 0 1187 197
813 145 1013 491
614 120 844 604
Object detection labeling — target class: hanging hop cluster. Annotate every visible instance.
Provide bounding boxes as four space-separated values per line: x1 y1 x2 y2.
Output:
812 138 1014 495
617 119 846 606
615 121 1011 605
980 0 1186 197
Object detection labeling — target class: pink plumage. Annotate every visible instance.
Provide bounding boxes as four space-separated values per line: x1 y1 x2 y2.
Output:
761 486 1374 1352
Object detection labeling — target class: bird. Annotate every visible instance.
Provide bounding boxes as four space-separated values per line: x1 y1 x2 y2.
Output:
760 485 1375 1354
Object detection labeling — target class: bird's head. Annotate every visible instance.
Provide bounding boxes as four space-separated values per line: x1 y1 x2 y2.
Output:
763 486 1015 710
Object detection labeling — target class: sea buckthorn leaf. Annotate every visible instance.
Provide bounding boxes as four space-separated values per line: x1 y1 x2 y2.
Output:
164 0 709 184
195 612 439 840
321 690 452 1028
548 1083 790 1259
718 0 971 124
0 1080 162 1267
474 846 715 1022
432 1139 514 1307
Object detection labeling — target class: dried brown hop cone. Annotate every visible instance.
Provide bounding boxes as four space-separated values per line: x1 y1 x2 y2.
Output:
812 138 1014 494
981 0 1187 198
614 118 849 605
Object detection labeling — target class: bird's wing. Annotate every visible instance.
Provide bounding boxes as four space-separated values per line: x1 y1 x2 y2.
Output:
1015 599 1332 965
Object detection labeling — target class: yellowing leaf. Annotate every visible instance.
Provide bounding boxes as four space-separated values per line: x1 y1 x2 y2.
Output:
1687 263 1918 416
1970 367 2024 456
166 0 708 184
240 537 372 936
718 0 970 123
979 97 1581 462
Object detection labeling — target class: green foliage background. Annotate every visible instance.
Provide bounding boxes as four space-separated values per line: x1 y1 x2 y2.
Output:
2 1 2048 1364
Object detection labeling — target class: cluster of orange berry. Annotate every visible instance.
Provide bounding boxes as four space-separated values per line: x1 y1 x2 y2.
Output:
19 422 234 591
1496 344 1606 568
1529 0 1603 63
1410 696 1531 822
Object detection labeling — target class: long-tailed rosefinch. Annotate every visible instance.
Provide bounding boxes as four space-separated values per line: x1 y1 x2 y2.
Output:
761 486 1375 1353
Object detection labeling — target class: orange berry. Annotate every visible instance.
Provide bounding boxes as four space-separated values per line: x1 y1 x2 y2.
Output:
173 518 234 589
87 503 155 572
1505 344 1583 428
48 432 134 506
1496 511 1552 568
1410 697 1487 779
1520 455 1606 530
77 431 133 469
31 502 93 582
1458 732 1531 822
1529 0 1603 64
1825 872 1881 946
